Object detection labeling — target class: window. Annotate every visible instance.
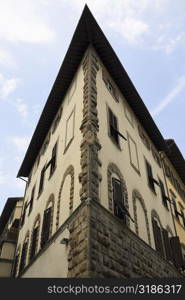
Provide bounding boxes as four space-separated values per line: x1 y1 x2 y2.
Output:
159 179 168 208
28 186 35 215
65 109 75 151
12 253 19 277
19 241 28 273
41 207 52 248
108 108 127 147
30 226 39 260
170 236 184 269
173 199 180 219
145 160 159 192
180 207 185 227
138 125 150 150
50 142 57 177
38 166 45 195
128 134 140 173
20 203 27 227
152 218 172 260
102 69 119 102
112 177 126 223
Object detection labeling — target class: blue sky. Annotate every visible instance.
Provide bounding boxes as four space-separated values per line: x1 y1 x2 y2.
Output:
1 0 185 214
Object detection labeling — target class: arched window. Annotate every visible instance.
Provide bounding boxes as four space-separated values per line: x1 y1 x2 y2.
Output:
41 194 54 248
56 165 74 229
19 232 29 273
29 215 40 261
132 189 151 246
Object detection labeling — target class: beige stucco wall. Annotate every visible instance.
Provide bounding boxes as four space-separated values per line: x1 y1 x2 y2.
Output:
22 229 69 278
16 56 85 272
0 261 12 277
0 242 15 260
96 52 175 249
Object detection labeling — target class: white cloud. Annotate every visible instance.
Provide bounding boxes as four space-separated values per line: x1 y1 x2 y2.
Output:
0 0 56 43
14 98 29 119
0 73 19 99
0 49 16 67
11 136 31 153
110 17 149 45
151 75 185 117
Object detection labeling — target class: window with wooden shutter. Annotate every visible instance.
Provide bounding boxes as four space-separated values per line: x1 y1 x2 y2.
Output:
50 143 57 176
112 178 126 223
41 207 52 248
159 179 168 208
102 69 119 102
145 161 156 192
173 200 180 219
19 242 28 273
162 229 172 261
30 227 38 260
109 109 119 145
38 166 45 195
12 254 19 277
152 218 165 257
170 236 184 269
28 186 35 215
20 204 26 227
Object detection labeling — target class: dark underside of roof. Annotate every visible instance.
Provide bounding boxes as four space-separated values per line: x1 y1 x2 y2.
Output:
17 5 168 177
0 198 23 236
165 139 185 185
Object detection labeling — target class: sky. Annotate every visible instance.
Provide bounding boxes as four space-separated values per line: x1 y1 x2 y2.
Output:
1 0 185 214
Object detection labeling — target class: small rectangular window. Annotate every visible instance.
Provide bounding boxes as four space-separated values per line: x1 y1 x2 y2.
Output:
109 109 119 145
38 166 45 195
41 207 52 248
28 186 35 215
19 242 28 273
152 218 165 257
30 227 38 260
50 142 57 176
145 160 155 192
112 177 126 223
159 179 168 208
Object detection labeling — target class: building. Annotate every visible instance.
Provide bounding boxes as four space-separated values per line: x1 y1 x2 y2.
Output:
160 140 185 257
6 6 185 278
0 197 23 277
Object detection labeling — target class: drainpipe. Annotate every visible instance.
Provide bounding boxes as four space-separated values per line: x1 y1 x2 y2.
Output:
160 151 177 236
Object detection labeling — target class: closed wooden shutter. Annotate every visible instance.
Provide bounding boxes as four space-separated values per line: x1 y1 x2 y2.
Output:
19 242 28 272
109 109 119 144
12 254 19 277
29 187 35 214
159 180 168 208
162 229 172 261
21 206 26 227
50 143 57 176
152 219 165 257
173 201 179 219
170 236 184 269
30 227 38 260
146 161 155 192
112 178 126 223
38 166 45 194
41 207 52 248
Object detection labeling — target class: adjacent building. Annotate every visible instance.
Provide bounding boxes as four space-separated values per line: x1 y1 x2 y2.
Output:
0 197 23 277
1 6 185 278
